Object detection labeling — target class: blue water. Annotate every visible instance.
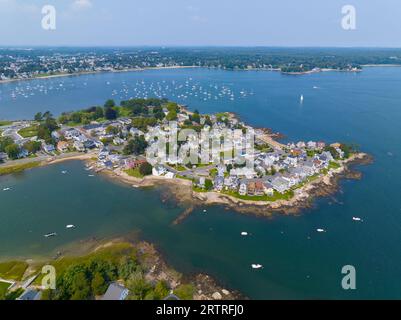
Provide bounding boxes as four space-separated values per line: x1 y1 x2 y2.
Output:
1 67 401 299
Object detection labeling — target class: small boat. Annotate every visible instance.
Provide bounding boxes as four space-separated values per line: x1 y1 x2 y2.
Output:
300 94 304 103
88 175 94 177
352 217 363 222
61 171 67 174
251 264 263 269
66 225 75 229
203 209 207 213
2 188 11 191
316 228 326 233
241 232 248 236
44 232 57 238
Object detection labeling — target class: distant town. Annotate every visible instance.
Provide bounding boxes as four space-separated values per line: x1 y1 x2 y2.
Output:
2 47 401 82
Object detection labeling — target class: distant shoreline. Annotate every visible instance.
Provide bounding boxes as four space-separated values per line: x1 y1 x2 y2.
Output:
0 65 200 85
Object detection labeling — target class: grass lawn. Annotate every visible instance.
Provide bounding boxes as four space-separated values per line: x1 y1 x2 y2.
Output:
0 261 29 281
125 168 144 178
0 281 11 297
0 161 41 176
222 189 294 202
18 125 39 138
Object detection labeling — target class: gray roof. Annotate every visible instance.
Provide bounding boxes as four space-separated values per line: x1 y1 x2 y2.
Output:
102 283 129 301
17 289 41 300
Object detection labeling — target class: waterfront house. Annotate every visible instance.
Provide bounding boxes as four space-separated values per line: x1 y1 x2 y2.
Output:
57 141 69 152
43 144 55 154
239 182 247 196
271 176 291 194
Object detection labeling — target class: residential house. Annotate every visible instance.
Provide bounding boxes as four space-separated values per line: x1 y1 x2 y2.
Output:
102 283 129 301
57 141 69 152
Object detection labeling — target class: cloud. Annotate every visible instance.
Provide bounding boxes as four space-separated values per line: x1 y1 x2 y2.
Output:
72 0 93 11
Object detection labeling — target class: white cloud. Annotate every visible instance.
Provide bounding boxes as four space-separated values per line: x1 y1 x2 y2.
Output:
72 0 93 11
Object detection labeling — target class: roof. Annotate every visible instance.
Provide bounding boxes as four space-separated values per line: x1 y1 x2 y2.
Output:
102 283 129 301
17 289 41 300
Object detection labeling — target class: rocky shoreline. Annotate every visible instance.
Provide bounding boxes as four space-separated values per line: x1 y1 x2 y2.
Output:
123 152 373 222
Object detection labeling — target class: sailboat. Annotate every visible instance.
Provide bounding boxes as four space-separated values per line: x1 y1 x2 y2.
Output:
300 94 304 103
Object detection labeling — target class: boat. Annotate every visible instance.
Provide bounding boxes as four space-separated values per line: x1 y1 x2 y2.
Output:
352 217 363 222
44 232 57 238
2 188 11 191
88 175 94 177
203 209 207 213
66 225 75 229
61 171 67 174
300 94 304 103
241 232 248 236
316 228 326 233
251 264 263 269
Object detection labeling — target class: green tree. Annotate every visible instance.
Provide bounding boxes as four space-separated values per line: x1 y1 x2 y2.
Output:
174 284 194 300
91 272 107 296
104 99 116 109
23 140 41 154
0 136 14 152
5 143 20 160
153 281 170 300
126 272 152 300
166 110 177 121
104 107 117 120
123 135 148 155
139 162 153 176
34 112 43 122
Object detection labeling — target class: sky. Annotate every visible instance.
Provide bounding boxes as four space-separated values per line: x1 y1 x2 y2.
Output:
0 0 400 47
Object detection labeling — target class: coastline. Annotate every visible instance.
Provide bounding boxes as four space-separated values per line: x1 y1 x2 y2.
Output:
0 237 244 300
87 152 372 221
0 65 200 85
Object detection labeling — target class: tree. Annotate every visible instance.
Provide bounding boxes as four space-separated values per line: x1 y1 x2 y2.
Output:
104 107 117 120
123 135 148 155
204 179 213 191
23 140 41 154
5 143 20 160
106 125 119 135
139 162 153 176
34 112 43 122
153 281 170 300
166 110 177 121
126 272 152 300
104 99 116 109
0 136 14 152
91 272 107 296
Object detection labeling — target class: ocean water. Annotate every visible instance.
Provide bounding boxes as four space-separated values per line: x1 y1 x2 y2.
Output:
1 67 401 299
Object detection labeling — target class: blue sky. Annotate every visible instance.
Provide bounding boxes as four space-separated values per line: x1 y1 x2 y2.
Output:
0 0 400 47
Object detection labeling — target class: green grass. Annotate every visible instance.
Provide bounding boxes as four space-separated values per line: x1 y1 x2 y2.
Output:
0 261 29 281
0 121 12 127
4 288 24 300
18 125 39 138
0 161 41 176
328 161 341 170
0 281 11 297
125 168 144 178
222 189 294 202
176 175 193 182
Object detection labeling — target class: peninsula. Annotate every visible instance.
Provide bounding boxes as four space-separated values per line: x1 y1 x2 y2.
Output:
0 98 371 218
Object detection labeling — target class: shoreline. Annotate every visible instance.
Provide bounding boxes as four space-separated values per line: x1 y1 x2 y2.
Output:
0 236 244 300
87 152 372 221
0 65 200 85
6 64 399 85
